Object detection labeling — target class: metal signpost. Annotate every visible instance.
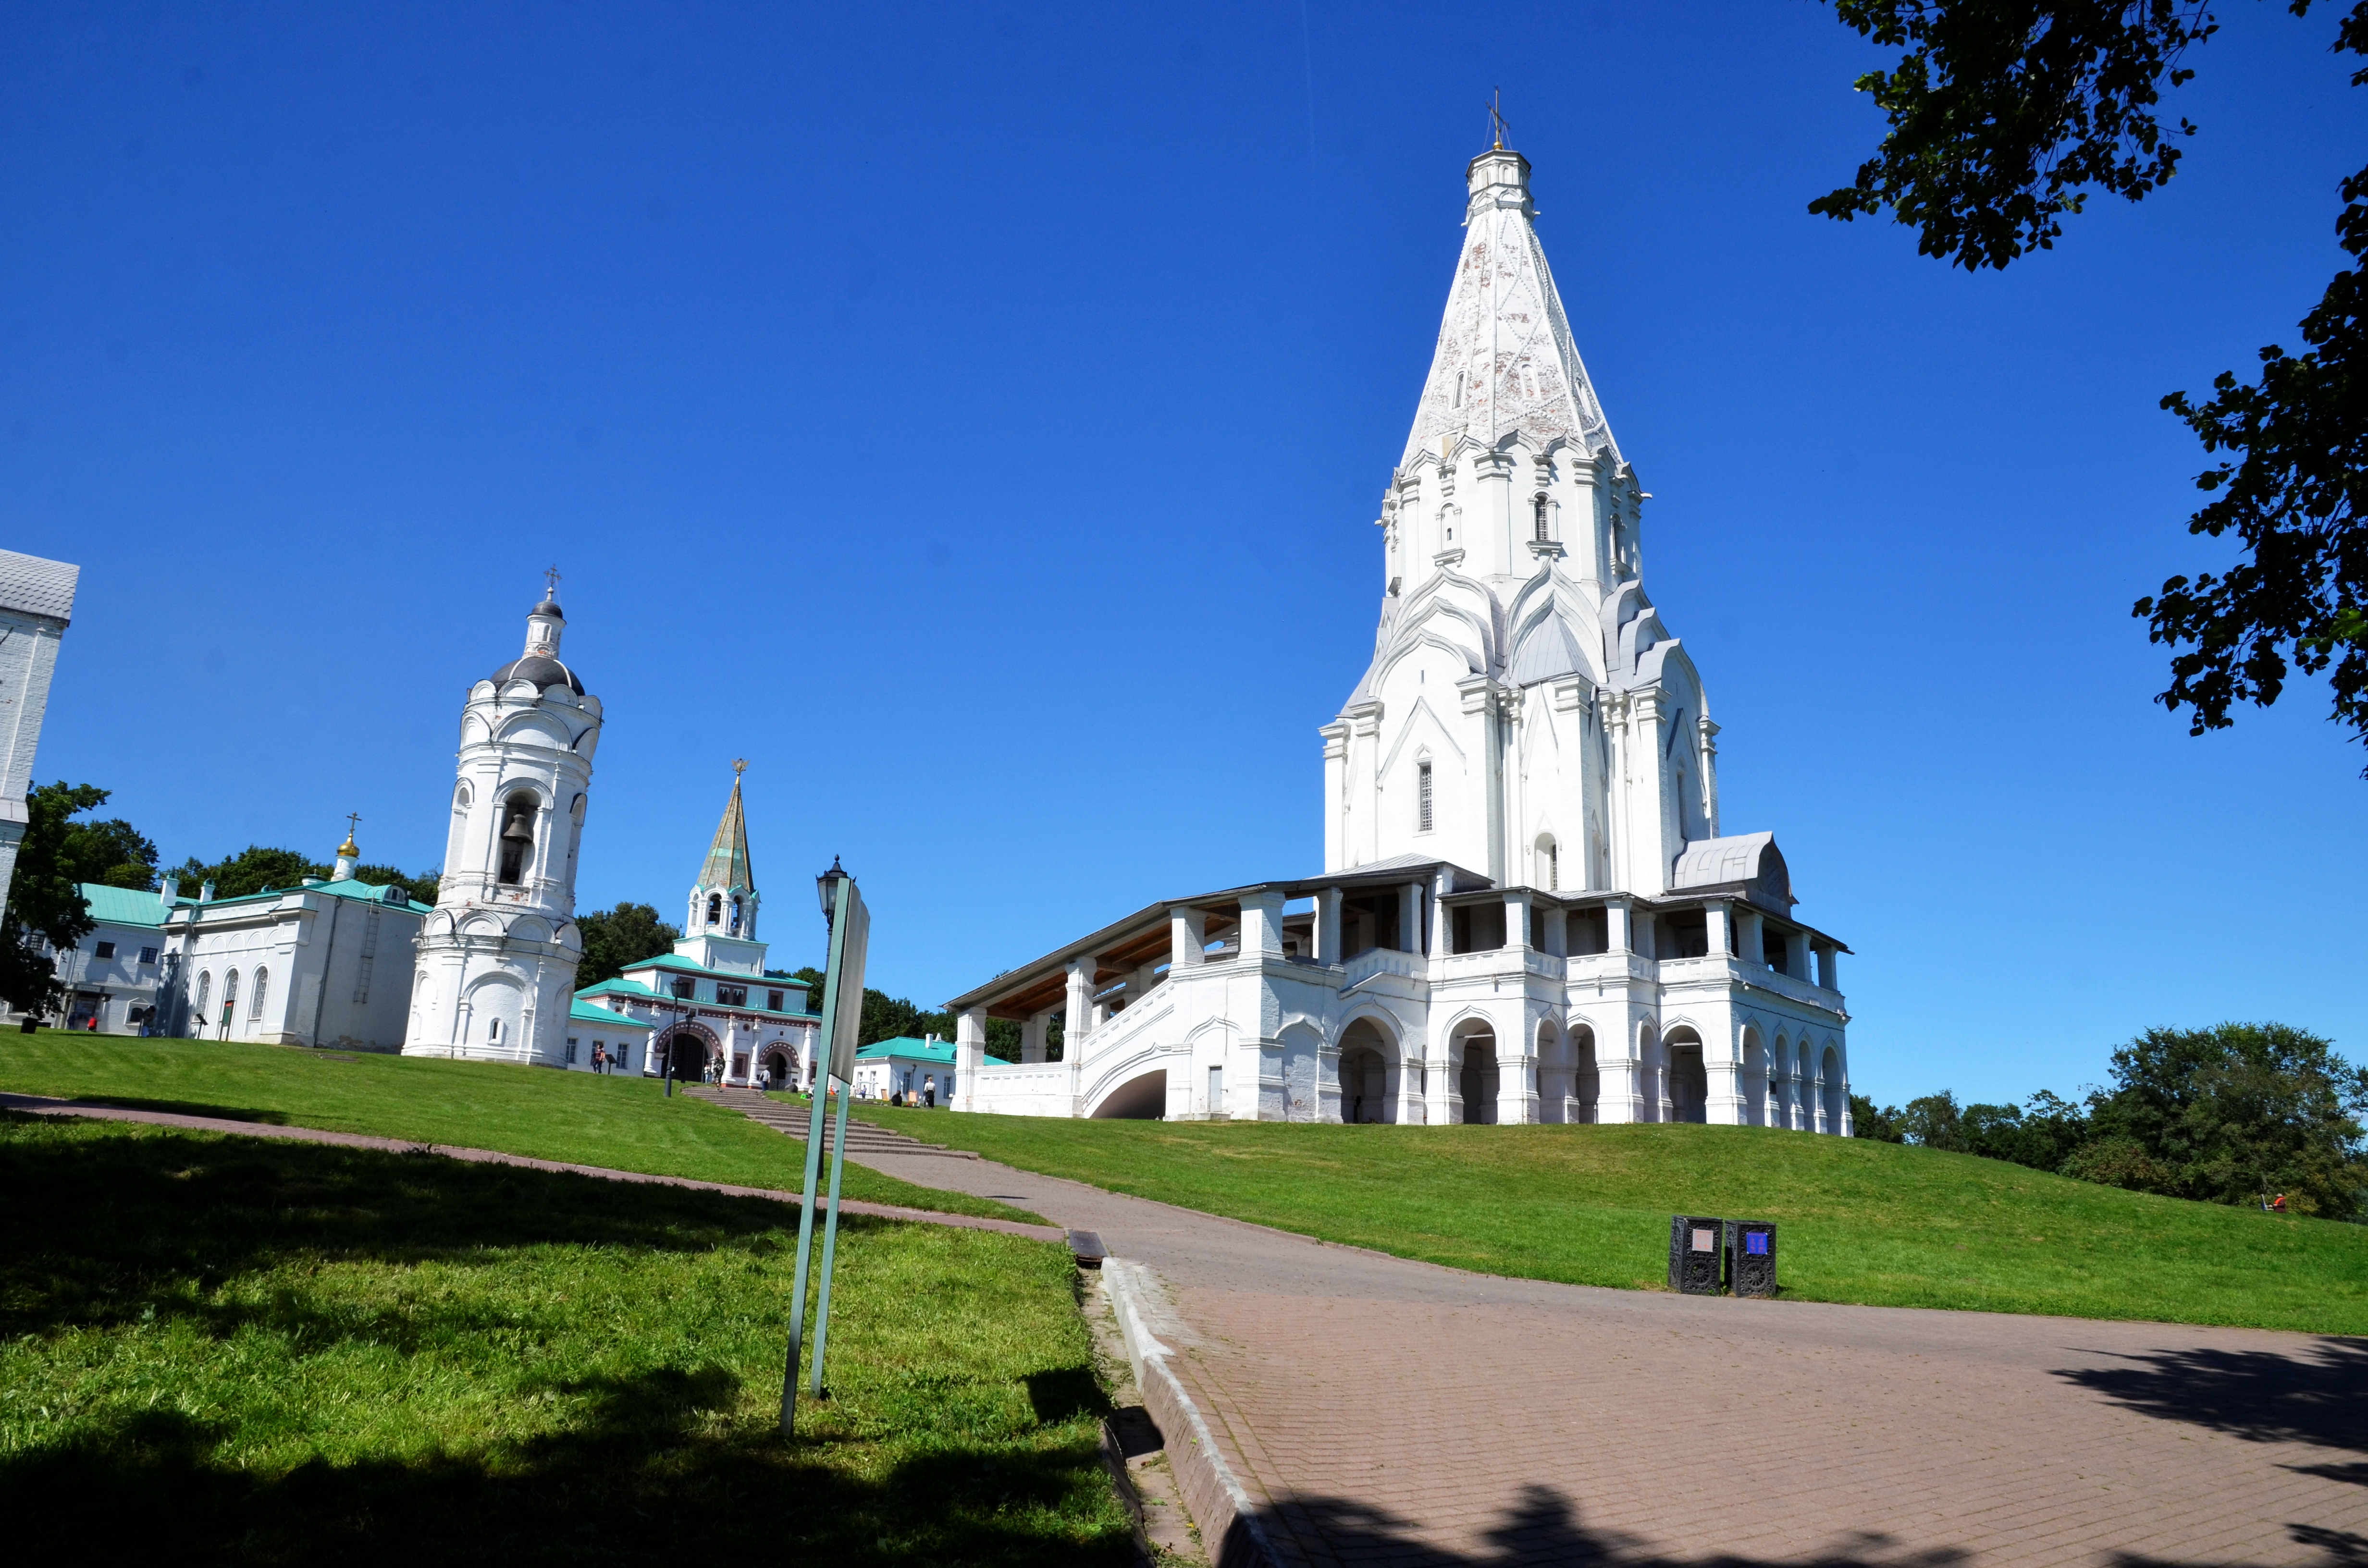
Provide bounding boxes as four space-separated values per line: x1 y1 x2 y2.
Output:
779 857 869 1435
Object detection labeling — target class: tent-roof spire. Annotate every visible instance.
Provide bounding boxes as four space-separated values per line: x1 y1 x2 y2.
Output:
1399 138 1619 472
698 761 754 894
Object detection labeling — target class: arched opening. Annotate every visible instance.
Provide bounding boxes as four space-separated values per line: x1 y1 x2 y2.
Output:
761 1045 794 1090
1535 833 1559 892
219 969 240 1037
1665 1026 1708 1123
1337 1017 1392 1124
1636 1023 1661 1122
1456 1029 1498 1125
705 893 722 927
192 971 211 1034
1573 1025 1599 1124
249 967 270 1022
729 895 743 936
1092 1069 1167 1120
498 794 538 884
1821 1045 1845 1134
663 1029 712 1084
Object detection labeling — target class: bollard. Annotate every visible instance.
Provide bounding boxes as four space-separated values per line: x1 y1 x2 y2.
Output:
1726 1219 1777 1298
1668 1215 1727 1295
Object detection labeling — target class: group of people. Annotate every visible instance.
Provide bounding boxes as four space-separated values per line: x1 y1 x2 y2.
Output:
886 1075 939 1109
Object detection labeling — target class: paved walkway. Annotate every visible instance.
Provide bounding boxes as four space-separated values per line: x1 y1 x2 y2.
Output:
839 1137 2368 1567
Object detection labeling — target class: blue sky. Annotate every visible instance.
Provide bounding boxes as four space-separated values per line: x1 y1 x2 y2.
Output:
6 1 2362 1105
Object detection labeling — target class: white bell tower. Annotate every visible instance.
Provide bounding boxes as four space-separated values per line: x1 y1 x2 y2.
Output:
402 573 603 1064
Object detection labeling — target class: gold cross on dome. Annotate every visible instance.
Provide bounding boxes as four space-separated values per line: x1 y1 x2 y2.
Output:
543 564 562 597
1487 88 1510 150
345 811 361 837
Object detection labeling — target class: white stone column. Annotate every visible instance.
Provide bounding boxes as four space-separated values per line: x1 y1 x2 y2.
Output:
1697 715 1721 838
1171 907 1206 969
1316 887 1344 965
1499 1004 1541 1126
1239 891 1285 957
1503 888 1530 953
1819 945 1841 992
1704 901 1732 959
1063 961 1093 1057
1400 882 1422 954
1736 907 1764 969
1784 926 1811 980
1320 722 1349 872
1022 1009 1050 1065
1543 906 1567 958
1597 1014 1642 1123
1605 897 1631 954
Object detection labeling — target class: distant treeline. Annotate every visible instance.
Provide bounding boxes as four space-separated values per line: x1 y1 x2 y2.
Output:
1854 1023 2368 1220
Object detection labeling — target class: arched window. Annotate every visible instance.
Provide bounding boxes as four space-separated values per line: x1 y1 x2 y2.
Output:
497 795 537 885
487 1017 504 1044
1416 760 1434 833
1537 836 1558 891
729 895 742 936
249 967 269 1020
193 971 211 1024
706 893 722 926
220 969 240 1028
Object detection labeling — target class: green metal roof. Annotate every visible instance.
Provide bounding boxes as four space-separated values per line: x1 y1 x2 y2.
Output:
623 952 811 989
574 977 657 999
570 999 654 1029
854 1035 957 1066
78 883 171 929
157 878 432 918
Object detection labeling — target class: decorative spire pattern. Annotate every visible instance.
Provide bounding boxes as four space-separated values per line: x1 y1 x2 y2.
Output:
1400 148 1618 471
699 770 754 895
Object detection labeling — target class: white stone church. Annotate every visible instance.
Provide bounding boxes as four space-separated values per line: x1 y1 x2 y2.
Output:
949 141 1852 1131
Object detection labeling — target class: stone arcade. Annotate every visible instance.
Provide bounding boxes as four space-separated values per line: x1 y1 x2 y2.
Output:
949 141 1851 1130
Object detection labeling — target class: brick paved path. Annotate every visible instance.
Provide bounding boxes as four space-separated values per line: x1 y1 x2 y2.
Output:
843 1140 2368 1567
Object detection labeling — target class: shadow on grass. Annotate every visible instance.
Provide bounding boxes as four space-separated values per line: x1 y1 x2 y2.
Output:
1243 1483 2368 1567
0 1364 1121 1565
2054 1338 2368 1483
0 1110 806 1343
0 1113 1125 1564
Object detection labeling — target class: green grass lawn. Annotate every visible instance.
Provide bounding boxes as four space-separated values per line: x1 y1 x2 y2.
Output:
0 1032 1033 1223
862 1107 2368 1335
0 1113 1131 1565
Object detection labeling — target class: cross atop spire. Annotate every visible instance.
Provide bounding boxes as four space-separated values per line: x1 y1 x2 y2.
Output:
339 811 362 857
543 564 562 598
1486 87 1510 151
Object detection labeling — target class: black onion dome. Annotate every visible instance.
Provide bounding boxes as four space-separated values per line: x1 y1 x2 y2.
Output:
488 654 585 694
533 597 565 618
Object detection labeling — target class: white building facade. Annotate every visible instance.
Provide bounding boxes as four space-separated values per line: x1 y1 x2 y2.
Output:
153 833 431 1050
0 550 77 909
53 884 171 1033
950 143 1851 1131
402 592 601 1065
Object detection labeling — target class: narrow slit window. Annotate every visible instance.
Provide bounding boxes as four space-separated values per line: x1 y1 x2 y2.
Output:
1534 494 1550 541
1417 761 1434 833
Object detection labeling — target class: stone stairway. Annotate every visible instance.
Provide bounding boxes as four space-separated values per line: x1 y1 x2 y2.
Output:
680 1085 981 1160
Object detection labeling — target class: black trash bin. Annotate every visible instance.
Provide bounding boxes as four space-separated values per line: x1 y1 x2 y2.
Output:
1668 1215 1726 1295
1726 1219 1777 1298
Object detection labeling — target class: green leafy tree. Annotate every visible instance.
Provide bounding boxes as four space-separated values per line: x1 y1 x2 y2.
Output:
0 784 106 1017
58 807 158 891
1850 1093 1908 1140
1965 1089 2095 1171
173 846 328 901
1816 0 2368 765
1898 1090 1971 1151
2076 1022 2368 1214
575 904 682 989
352 864 442 906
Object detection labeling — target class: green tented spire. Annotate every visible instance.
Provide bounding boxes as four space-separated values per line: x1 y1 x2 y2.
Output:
700 766 755 894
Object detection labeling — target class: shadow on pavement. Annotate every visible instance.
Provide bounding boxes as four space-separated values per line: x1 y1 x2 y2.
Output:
1259 1483 2368 1567
2055 1338 2368 1475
